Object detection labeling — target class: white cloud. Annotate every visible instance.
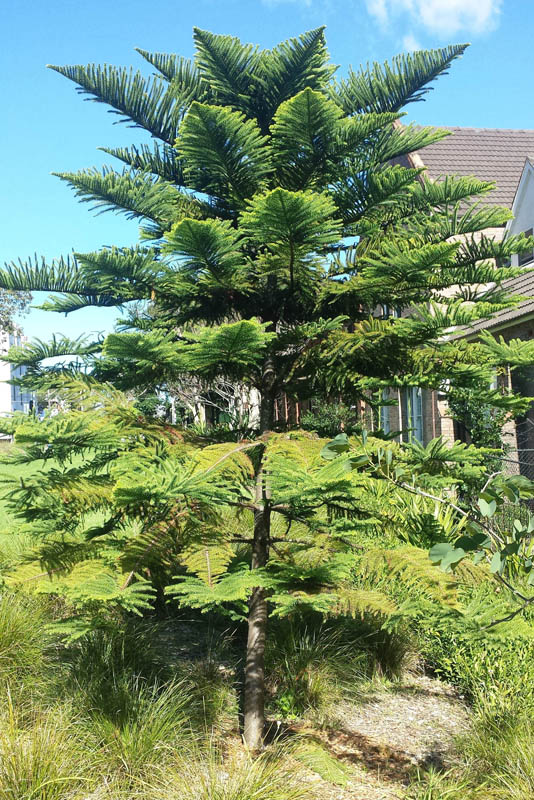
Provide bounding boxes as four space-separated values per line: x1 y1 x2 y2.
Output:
365 0 389 25
402 32 421 50
365 0 502 36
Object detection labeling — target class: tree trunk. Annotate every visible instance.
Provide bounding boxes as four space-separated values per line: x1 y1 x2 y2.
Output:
242 360 276 751
259 353 276 434
259 389 275 433
243 464 270 751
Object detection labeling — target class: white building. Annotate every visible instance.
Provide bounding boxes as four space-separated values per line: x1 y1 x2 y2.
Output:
0 331 34 416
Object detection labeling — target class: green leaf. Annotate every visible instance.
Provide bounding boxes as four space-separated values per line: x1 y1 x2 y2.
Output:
490 551 504 574
320 433 350 460
455 533 488 552
348 454 370 468
440 547 466 572
478 498 497 518
429 542 453 564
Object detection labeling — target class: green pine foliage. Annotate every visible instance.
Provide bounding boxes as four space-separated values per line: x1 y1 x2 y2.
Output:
2 27 534 750
1 29 532 409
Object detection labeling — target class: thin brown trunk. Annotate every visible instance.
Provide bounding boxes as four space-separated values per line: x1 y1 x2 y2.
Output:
242 360 276 750
259 390 275 433
243 463 270 751
259 354 276 434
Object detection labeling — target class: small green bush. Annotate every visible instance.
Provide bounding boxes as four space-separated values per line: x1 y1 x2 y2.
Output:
300 401 360 439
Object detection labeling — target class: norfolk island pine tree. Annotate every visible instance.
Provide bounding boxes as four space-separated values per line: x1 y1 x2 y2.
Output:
2 28 534 750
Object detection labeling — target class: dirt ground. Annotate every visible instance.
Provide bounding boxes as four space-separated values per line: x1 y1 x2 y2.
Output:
293 673 470 799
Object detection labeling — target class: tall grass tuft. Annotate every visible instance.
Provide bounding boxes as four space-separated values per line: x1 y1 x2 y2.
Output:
266 622 368 719
151 748 308 800
0 702 93 800
0 592 51 691
91 678 193 775
408 767 479 799
456 694 534 800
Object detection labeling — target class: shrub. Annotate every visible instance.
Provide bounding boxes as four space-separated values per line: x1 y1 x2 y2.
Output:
415 594 534 703
59 621 171 716
300 401 360 439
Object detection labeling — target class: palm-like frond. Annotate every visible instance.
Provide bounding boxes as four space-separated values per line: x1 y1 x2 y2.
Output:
256 27 336 131
369 123 451 165
100 143 185 184
48 63 183 143
180 544 235 586
479 331 534 368
53 167 183 227
359 545 459 605
329 587 397 618
240 188 342 258
32 244 160 313
163 218 243 289
177 103 270 206
270 88 343 190
334 44 468 114
179 320 275 380
192 28 261 113
75 246 159 297
103 319 273 384
6 334 101 369
135 48 209 102
0 254 84 294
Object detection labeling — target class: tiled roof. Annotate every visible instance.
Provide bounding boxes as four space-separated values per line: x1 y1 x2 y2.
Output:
415 127 534 209
456 268 534 337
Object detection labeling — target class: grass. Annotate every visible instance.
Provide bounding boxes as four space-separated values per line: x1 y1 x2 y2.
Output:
0 591 315 799
3 443 534 799
1 586 534 800
0 592 50 687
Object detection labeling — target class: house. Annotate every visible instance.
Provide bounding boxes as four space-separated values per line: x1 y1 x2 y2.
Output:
388 127 534 476
0 330 34 417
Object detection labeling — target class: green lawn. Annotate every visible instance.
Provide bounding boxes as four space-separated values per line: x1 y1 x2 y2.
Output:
0 442 61 563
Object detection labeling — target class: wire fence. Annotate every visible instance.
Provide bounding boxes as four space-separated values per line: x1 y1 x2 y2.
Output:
500 450 534 481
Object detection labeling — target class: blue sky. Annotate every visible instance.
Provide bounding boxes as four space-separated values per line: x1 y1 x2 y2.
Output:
1 0 530 342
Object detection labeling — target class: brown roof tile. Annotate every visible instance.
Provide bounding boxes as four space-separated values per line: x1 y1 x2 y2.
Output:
456 268 534 337
415 127 534 209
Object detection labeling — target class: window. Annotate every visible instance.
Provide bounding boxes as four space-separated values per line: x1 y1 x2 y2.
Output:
381 305 402 320
407 386 423 443
379 389 390 433
519 228 534 267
